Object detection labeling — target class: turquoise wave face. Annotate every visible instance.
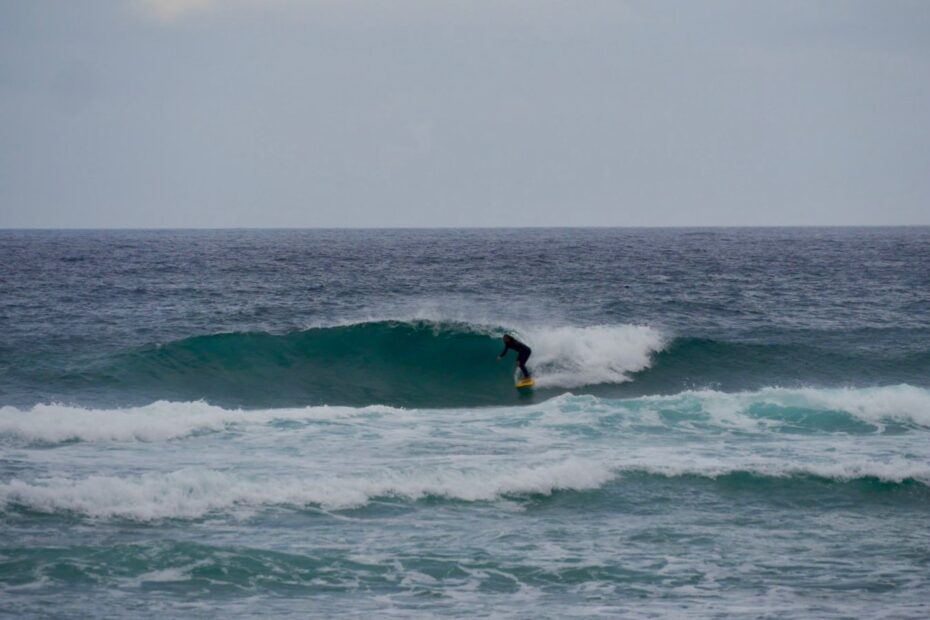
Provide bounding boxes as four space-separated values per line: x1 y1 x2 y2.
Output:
83 320 520 407
7 319 927 409
12 319 669 408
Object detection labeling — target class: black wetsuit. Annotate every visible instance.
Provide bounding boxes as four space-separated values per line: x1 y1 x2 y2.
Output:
500 338 532 378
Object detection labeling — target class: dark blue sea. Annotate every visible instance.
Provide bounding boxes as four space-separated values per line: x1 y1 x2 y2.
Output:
2 228 929 618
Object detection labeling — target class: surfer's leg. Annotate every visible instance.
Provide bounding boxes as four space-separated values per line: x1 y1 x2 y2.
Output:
518 353 531 378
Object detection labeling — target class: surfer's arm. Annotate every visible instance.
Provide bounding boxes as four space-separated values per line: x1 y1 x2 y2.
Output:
498 343 510 359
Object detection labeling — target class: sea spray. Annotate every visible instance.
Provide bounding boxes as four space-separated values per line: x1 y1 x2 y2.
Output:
519 324 665 388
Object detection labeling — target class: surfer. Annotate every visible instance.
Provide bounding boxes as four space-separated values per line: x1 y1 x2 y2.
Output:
498 334 532 379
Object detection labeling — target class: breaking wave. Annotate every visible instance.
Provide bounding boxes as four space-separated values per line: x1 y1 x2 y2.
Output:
61 320 665 407
2 385 929 520
2 456 927 521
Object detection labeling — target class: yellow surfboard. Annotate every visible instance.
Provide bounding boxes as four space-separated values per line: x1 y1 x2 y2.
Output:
515 377 535 389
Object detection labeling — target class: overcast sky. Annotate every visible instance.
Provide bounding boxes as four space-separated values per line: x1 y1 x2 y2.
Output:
1 0 928 227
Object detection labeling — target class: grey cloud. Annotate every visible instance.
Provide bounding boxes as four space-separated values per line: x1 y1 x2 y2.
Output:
1 0 928 227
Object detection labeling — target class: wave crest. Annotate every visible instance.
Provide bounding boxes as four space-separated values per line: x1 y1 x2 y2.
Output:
63 320 666 407
3 454 927 521
4 384 930 445
0 459 613 519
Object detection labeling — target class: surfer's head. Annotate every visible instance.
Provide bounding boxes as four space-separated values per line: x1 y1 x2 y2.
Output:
503 334 513 343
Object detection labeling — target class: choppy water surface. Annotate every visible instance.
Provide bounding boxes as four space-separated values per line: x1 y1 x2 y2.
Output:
1 228 929 618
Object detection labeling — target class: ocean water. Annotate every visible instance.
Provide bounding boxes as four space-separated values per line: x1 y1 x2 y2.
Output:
1 228 929 618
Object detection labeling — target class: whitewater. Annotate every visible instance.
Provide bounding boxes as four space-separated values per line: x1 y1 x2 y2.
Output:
3 386 930 518
2 228 930 618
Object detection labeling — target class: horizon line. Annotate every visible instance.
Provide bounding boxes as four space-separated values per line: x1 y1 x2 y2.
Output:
2 224 930 232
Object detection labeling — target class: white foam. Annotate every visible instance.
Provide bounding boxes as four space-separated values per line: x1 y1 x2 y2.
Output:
518 324 666 388
3 445 927 521
0 458 613 520
0 401 397 444
614 450 930 485
126 561 211 587
775 384 930 427
5 384 930 446
633 384 930 429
